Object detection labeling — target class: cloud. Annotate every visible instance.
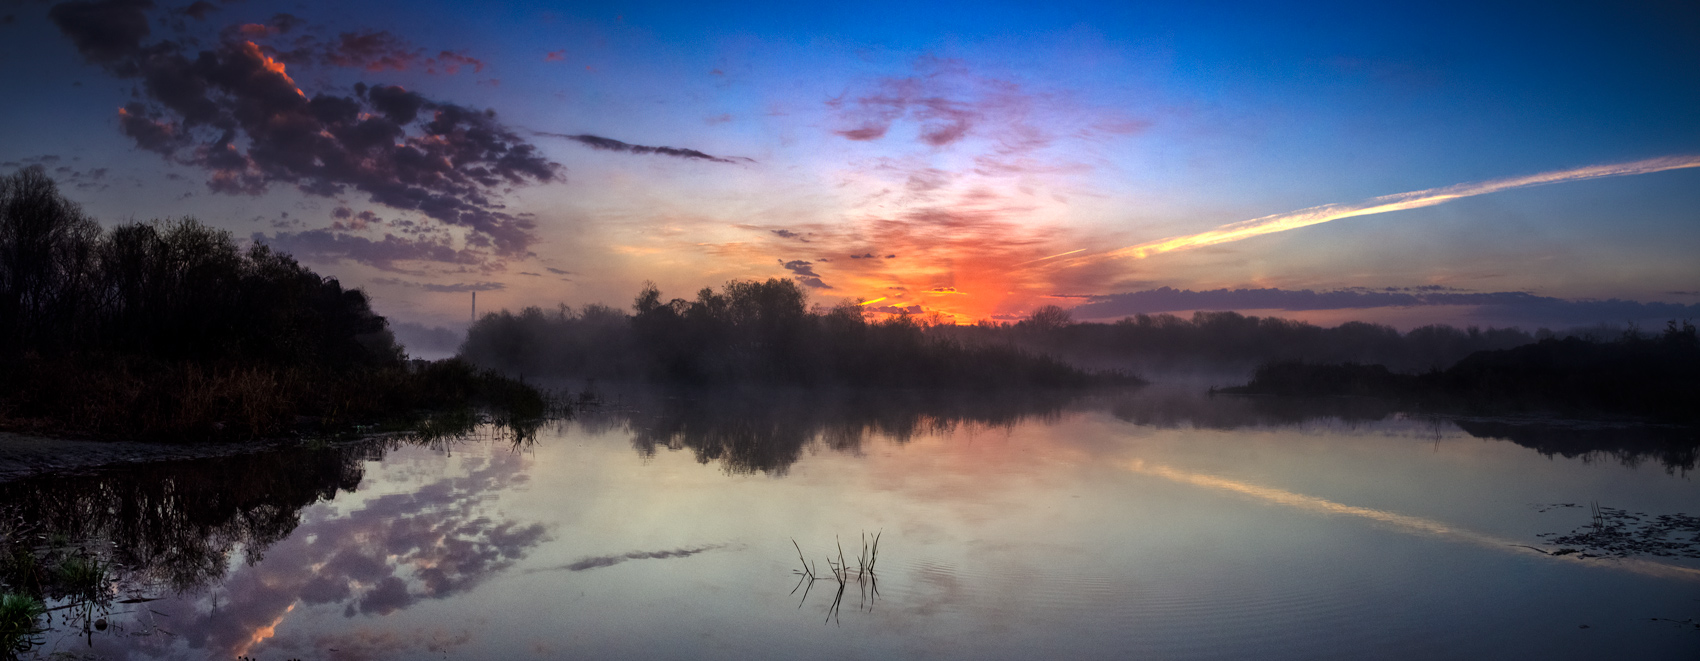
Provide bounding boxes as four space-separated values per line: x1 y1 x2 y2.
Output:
770 229 809 242
255 230 491 271
330 207 382 231
539 132 750 164
1067 286 1700 327
317 30 485 74
48 0 154 65
543 49 565 62
1082 155 1700 263
52 0 560 258
829 56 1147 154
829 60 979 146
179 1 216 20
780 259 831 289
373 277 506 293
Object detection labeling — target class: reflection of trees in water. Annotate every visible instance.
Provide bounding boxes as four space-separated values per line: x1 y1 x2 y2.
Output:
1110 388 1405 430
1109 387 1699 474
0 443 373 594
0 436 549 659
615 388 1088 475
1454 420 1698 476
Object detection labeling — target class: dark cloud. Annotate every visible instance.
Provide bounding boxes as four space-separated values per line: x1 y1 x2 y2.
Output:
850 253 874 259
528 544 726 573
544 49 565 62
311 30 485 74
540 132 750 164
29 162 115 191
770 229 808 242
48 0 154 65
1068 286 1700 327
544 267 572 275
780 259 831 289
178 1 215 19
52 1 560 259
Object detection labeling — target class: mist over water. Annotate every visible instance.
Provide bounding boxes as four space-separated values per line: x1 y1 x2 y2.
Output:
4 385 1696 660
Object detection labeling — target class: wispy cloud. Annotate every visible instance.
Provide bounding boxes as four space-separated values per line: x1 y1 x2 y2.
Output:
1083 155 1700 263
255 230 491 272
539 133 751 164
374 278 506 293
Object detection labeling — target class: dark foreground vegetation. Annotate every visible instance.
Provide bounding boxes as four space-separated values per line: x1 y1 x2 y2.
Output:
1223 321 1700 422
0 167 543 442
463 280 1135 388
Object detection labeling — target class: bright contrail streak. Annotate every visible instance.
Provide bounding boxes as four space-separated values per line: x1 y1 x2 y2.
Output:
1094 155 1700 262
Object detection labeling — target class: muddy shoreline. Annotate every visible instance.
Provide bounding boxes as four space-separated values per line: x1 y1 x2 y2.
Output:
0 432 298 483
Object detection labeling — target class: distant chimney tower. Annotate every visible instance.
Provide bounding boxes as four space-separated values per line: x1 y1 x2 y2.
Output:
471 291 477 322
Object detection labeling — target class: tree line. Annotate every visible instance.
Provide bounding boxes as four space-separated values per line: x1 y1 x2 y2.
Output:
461 279 1128 388
0 167 541 441
0 166 398 367
936 305 1542 375
1225 320 1700 421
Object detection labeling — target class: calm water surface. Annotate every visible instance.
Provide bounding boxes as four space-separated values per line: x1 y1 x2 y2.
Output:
6 386 1698 660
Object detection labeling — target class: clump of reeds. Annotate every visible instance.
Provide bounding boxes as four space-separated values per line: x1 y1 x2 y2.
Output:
52 555 109 602
789 531 881 624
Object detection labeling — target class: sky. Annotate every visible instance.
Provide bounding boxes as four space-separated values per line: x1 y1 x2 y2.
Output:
2 0 1698 338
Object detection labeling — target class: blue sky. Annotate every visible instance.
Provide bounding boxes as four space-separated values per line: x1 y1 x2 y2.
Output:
2 0 1696 333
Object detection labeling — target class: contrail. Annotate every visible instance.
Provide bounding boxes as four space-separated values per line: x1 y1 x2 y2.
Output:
1010 248 1085 267
1088 155 1700 262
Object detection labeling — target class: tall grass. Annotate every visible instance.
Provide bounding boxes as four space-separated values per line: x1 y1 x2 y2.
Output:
0 593 46 656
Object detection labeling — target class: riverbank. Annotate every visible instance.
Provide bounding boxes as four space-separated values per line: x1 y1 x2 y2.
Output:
0 431 299 483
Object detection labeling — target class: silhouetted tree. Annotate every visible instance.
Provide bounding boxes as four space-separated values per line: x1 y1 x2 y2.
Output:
0 166 102 351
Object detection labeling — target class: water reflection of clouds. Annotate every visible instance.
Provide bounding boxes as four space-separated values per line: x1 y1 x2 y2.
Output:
95 450 547 660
